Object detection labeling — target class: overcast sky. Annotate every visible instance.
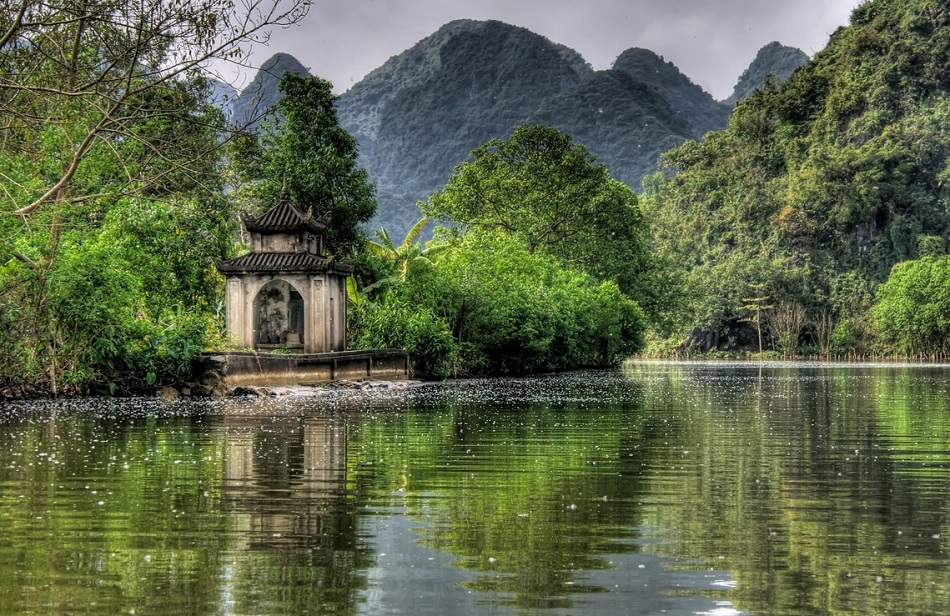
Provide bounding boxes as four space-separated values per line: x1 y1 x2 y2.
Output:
233 0 863 101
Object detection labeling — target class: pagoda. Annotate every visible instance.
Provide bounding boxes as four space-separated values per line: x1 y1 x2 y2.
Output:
216 194 353 354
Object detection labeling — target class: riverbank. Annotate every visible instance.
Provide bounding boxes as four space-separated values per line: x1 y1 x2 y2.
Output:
1 349 411 401
640 349 950 362
155 377 423 400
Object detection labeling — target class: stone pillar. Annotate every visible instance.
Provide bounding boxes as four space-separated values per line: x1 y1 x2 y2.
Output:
307 277 325 353
244 276 262 349
226 277 248 348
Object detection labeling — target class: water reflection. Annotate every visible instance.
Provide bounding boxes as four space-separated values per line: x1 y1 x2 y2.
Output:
208 410 375 615
1 364 949 614
624 361 950 616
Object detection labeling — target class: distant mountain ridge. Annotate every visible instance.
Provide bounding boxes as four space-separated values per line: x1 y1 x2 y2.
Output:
610 48 732 137
230 21 808 238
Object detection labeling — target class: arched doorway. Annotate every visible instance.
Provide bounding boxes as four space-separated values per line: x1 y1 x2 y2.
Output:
254 280 305 349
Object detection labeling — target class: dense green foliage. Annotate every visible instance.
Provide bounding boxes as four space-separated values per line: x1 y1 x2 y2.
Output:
644 0 950 355
352 127 648 377
0 81 233 395
231 73 377 256
0 0 311 395
873 256 950 356
423 125 654 307
354 232 645 378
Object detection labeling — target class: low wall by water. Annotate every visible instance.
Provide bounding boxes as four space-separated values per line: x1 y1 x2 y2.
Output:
193 349 410 391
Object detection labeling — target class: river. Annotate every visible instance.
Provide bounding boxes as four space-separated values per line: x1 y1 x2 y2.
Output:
1 361 948 615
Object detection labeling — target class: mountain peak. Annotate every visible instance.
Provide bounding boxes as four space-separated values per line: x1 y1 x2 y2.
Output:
232 53 311 128
727 42 808 104
612 47 730 138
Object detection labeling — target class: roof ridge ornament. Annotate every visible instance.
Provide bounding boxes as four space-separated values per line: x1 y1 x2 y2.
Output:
280 174 290 201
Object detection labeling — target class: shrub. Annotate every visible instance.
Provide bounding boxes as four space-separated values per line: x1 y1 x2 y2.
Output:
872 256 950 356
356 296 458 379
359 231 647 377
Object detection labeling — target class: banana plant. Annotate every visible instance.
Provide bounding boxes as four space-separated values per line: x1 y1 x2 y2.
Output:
365 216 448 283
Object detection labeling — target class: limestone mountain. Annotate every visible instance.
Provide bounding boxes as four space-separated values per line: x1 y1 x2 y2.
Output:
229 22 807 238
610 48 732 137
232 52 310 130
208 79 238 121
336 20 594 236
644 0 950 349
527 69 697 190
726 41 810 104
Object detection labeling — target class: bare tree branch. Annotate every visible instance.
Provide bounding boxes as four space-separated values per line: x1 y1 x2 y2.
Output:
2 0 312 216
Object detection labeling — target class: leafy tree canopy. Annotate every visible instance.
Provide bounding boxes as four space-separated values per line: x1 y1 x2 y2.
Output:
0 0 309 218
872 256 950 356
231 72 377 256
0 0 305 394
422 124 653 305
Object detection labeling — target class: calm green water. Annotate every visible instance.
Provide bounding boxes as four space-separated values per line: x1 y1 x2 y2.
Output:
1 362 948 615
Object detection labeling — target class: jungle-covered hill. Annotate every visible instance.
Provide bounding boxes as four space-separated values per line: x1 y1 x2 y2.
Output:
233 21 806 239
643 0 950 355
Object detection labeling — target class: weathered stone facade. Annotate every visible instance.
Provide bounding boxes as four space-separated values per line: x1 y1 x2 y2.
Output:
216 195 353 353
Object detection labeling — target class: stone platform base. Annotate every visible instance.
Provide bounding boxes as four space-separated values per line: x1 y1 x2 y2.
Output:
195 349 409 388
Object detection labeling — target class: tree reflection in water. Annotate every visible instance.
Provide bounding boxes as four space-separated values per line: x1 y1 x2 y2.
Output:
1 365 949 615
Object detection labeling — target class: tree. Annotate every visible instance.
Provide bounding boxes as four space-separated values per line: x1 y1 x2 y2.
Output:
0 0 295 394
231 72 377 256
740 294 773 355
872 256 950 357
354 230 646 377
422 124 652 301
0 0 310 218
365 217 447 283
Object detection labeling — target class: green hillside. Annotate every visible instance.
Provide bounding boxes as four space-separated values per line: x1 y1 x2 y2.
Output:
528 69 696 189
337 20 595 238
644 0 950 355
229 24 806 241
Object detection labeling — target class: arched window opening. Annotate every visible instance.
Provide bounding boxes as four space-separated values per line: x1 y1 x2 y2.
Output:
254 280 305 349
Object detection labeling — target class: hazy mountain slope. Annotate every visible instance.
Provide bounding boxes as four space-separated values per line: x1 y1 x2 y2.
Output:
528 69 696 189
232 53 310 129
727 41 810 104
230 23 808 239
611 48 732 137
208 80 238 121
337 20 595 236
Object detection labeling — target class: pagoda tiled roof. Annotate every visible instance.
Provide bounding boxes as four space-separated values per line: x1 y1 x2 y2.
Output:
216 252 355 274
242 198 331 234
